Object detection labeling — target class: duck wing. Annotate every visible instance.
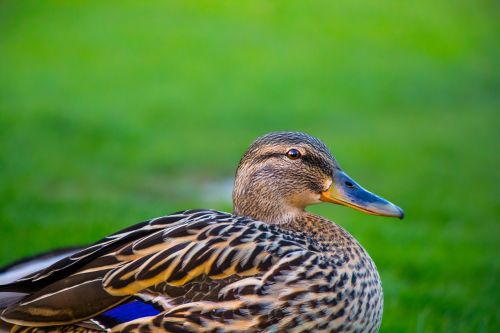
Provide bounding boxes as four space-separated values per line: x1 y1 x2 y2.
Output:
1 210 315 329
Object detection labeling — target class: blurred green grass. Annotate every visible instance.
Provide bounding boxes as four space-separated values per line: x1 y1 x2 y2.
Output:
0 1 498 332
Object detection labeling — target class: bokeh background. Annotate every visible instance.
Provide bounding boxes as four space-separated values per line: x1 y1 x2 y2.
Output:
0 1 498 332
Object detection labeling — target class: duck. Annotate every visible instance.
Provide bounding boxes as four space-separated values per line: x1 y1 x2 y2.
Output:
0 132 403 333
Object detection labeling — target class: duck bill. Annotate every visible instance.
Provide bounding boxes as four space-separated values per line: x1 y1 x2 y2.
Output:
320 171 404 219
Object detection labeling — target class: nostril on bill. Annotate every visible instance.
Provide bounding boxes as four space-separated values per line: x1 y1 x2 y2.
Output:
345 181 355 188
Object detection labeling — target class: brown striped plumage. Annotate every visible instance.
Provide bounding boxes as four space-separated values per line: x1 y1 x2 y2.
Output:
0 132 403 332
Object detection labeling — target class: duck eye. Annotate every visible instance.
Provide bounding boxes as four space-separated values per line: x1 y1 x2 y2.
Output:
286 148 301 160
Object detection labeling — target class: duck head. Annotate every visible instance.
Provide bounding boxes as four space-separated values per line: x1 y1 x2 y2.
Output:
233 132 403 224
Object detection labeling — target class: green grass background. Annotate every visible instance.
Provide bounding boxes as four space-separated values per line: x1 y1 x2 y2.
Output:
0 1 498 332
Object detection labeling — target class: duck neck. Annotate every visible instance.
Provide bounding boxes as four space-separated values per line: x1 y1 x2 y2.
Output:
232 191 304 225
232 169 357 249
233 185 359 252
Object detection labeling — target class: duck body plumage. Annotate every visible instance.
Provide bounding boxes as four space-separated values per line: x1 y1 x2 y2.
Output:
1 209 382 333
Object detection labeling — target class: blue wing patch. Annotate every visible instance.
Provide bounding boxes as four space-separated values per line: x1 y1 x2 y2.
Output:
94 299 162 328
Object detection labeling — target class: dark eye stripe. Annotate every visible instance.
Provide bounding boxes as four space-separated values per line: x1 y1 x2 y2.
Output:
301 154 333 175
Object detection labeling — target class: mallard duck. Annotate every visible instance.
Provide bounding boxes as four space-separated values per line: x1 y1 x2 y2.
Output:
0 132 403 333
